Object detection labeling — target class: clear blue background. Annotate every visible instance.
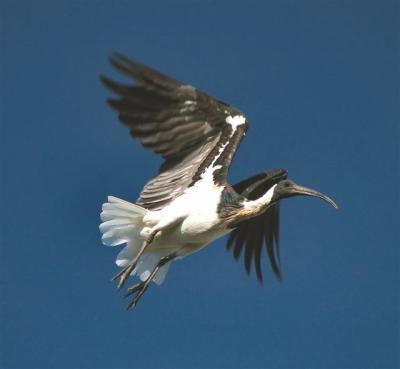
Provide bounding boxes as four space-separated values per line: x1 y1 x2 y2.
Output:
1 1 399 368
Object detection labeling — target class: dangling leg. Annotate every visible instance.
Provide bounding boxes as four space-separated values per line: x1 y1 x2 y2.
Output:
112 230 158 289
125 251 177 309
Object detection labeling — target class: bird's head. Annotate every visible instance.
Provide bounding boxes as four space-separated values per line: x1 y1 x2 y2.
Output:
271 179 338 209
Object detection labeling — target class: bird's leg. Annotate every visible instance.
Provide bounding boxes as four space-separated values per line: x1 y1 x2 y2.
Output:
112 230 158 289
125 251 177 309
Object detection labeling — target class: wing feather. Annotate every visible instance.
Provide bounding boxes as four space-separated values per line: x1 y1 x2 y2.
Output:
102 53 247 210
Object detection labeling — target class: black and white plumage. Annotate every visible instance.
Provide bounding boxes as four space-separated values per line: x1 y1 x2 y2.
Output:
99 54 338 308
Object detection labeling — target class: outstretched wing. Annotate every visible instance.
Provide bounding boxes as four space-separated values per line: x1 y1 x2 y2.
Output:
101 53 248 210
227 169 288 283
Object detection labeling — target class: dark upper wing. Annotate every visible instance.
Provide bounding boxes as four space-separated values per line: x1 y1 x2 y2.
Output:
226 169 288 283
101 53 247 210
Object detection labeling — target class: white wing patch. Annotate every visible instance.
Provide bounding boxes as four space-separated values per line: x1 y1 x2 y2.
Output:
226 115 246 130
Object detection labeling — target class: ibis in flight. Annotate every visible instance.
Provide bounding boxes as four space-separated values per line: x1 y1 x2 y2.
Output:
99 54 338 309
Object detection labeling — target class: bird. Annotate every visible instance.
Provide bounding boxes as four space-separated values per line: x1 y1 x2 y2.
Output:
99 53 338 309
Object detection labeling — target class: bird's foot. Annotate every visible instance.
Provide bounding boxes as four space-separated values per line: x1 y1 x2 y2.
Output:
125 281 150 309
120 250 178 310
112 261 138 289
112 231 159 289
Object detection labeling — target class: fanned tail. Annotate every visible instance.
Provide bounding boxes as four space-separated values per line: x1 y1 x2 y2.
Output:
99 196 171 285
100 196 147 246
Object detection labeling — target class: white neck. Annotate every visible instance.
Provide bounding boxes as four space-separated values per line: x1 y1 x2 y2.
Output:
243 184 277 214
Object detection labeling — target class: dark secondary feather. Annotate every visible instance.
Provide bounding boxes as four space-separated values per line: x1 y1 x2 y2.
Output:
227 169 288 283
101 53 247 210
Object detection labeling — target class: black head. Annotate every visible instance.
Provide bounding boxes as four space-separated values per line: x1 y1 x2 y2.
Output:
271 179 338 209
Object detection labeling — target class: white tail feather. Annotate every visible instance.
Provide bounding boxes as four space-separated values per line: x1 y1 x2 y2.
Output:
99 196 171 285
99 196 147 247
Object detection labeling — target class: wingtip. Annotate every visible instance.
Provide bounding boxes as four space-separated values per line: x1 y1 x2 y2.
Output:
275 270 283 282
109 51 125 61
110 52 141 70
111 51 130 62
99 74 110 87
100 75 120 93
106 98 119 110
108 52 133 74
109 54 123 70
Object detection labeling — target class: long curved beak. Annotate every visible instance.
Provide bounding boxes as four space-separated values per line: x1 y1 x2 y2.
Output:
291 184 339 209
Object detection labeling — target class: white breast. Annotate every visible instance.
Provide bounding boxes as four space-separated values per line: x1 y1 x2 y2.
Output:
143 170 223 242
175 178 223 237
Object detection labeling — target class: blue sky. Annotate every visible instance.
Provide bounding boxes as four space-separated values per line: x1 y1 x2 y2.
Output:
1 1 398 368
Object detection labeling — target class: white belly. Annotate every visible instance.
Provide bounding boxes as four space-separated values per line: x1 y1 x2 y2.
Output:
151 223 231 258
144 177 228 255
